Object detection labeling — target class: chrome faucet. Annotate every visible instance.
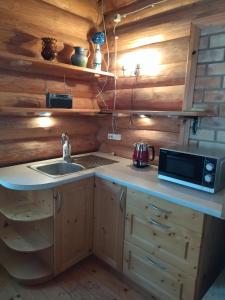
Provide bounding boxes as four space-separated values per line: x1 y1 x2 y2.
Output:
61 133 72 163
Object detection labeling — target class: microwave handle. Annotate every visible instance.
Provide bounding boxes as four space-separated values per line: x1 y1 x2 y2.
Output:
149 146 155 161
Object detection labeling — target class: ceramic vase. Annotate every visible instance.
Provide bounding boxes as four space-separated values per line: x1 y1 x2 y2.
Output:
71 47 89 67
41 37 57 61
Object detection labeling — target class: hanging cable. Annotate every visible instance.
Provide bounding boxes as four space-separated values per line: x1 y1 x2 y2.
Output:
122 0 168 18
95 0 110 103
111 21 119 134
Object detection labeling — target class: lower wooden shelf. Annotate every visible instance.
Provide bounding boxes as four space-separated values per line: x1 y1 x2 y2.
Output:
0 202 53 222
0 107 101 117
0 243 52 283
1 225 53 252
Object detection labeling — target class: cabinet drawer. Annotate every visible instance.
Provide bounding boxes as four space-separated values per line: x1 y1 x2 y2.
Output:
127 189 204 234
124 241 196 300
125 204 202 276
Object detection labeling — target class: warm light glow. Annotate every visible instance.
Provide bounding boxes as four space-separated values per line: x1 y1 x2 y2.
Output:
39 112 52 117
131 35 164 48
139 114 146 118
37 116 54 127
118 49 161 77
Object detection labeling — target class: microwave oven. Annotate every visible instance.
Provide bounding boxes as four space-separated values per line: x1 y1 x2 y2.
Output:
158 146 225 193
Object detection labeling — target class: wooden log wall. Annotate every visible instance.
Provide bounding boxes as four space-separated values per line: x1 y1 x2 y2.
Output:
97 0 225 163
0 0 100 167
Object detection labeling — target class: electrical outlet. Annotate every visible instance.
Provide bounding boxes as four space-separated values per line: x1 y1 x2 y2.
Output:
108 133 122 140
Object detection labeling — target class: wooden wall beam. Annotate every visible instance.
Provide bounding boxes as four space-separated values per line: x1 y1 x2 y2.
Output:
40 0 99 24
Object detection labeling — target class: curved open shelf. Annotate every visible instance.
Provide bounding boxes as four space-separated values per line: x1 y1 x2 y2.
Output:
0 202 53 222
0 243 52 284
1 225 53 252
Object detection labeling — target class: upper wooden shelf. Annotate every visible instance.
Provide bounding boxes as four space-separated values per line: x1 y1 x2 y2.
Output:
100 110 215 118
0 51 115 80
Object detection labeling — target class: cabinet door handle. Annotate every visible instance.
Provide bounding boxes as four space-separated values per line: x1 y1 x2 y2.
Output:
54 191 62 213
144 255 167 271
148 218 170 230
119 189 125 213
148 203 171 214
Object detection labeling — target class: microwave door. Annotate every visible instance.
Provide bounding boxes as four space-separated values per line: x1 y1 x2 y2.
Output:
160 153 204 185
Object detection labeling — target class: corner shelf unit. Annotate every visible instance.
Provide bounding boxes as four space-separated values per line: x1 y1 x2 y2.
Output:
1 224 52 252
0 51 115 80
0 242 52 283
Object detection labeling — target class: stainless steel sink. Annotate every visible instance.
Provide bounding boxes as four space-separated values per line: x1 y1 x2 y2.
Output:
29 162 85 178
29 155 117 178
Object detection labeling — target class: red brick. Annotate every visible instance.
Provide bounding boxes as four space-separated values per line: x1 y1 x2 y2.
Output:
195 77 221 89
199 36 209 49
198 49 224 63
201 117 225 129
204 90 225 102
201 25 225 36
219 104 225 116
197 64 206 76
193 90 204 102
208 63 225 75
210 33 225 48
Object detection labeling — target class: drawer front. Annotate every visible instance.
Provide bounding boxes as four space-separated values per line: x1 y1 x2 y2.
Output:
124 241 196 300
127 189 204 234
125 204 202 276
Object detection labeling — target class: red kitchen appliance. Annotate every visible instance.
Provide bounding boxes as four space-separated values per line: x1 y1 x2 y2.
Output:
133 142 155 168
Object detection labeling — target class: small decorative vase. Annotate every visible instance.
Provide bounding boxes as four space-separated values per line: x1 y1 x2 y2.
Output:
91 32 105 71
41 37 57 61
71 47 89 67
93 44 102 71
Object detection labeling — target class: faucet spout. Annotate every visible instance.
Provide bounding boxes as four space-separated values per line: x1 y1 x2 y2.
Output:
61 133 72 162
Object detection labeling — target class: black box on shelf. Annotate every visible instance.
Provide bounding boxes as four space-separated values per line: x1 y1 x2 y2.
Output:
46 93 73 108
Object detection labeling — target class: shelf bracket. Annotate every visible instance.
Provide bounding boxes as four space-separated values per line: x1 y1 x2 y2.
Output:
191 117 199 135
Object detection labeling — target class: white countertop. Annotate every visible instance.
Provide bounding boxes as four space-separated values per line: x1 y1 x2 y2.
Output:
0 152 224 219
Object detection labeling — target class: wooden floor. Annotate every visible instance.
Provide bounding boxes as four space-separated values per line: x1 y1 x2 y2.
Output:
0 256 149 300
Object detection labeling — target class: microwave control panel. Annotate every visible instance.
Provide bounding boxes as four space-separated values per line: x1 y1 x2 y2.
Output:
203 158 217 187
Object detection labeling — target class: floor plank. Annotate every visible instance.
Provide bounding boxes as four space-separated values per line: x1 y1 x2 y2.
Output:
0 256 148 300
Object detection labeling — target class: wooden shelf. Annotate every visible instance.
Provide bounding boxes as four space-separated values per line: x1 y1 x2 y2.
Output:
0 107 101 117
0 51 115 80
0 202 53 222
1 225 52 252
100 110 215 117
0 243 52 283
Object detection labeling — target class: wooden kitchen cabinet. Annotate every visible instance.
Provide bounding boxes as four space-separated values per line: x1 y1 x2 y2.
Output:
124 188 225 300
53 178 94 274
93 177 126 271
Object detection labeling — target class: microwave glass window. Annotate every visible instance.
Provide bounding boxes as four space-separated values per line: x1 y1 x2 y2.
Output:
164 154 204 183
166 157 195 178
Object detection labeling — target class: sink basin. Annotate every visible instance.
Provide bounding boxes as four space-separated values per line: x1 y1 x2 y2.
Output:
29 162 85 178
29 155 117 178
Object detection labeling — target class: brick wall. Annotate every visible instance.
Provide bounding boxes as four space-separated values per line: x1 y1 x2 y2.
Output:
189 25 225 150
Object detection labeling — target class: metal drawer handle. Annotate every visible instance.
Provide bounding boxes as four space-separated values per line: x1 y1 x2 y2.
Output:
148 203 171 214
144 255 167 271
120 189 125 213
148 218 170 230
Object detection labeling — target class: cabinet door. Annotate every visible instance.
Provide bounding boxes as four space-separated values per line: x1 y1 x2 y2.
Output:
54 178 94 274
94 177 126 271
